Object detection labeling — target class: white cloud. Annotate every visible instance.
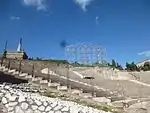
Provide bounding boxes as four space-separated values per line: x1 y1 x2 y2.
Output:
23 0 47 11
10 16 20 20
138 51 150 57
74 0 94 11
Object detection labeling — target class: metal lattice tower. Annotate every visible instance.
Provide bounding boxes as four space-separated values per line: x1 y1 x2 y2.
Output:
65 43 107 66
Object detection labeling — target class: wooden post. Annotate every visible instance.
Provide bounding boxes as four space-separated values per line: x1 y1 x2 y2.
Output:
1 57 3 66
18 60 22 73
83 76 95 96
32 64 34 77
48 66 51 82
67 64 70 88
1 40 7 66
8 59 10 69
90 79 95 96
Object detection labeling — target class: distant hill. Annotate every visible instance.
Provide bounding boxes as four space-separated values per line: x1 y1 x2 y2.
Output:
136 59 150 67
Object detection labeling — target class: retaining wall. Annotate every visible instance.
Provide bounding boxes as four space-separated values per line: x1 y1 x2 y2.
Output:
0 58 113 97
0 84 111 113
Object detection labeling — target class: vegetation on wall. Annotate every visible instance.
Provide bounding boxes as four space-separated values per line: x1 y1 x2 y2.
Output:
28 57 69 64
28 57 108 67
27 56 150 72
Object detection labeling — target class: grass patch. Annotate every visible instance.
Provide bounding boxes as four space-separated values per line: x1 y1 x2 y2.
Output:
73 99 114 112
41 91 68 98
41 92 58 98
41 91 120 113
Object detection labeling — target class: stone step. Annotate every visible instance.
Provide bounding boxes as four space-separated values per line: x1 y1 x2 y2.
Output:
3 68 8 72
0 66 3 70
40 80 48 84
8 69 16 73
25 75 32 79
32 77 43 82
0 66 5 69
71 89 83 95
48 82 60 88
19 73 28 77
4 67 8 69
12 71 19 75
57 85 68 91
0 68 3 71
92 97 111 104
81 93 93 99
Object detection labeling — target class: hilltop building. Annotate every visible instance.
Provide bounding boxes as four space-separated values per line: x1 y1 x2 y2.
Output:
2 38 28 60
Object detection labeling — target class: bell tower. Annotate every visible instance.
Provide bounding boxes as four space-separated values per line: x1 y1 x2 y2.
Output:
17 38 22 52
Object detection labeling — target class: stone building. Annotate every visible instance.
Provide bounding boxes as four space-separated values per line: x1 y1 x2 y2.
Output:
2 38 28 60
5 51 28 60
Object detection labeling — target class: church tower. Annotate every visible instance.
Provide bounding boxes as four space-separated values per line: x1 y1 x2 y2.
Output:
2 38 28 60
17 38 22 52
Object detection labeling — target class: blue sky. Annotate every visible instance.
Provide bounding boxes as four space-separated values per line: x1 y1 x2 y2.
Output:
0 0 150 65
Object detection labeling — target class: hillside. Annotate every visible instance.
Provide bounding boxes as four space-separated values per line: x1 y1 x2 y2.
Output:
2 58 150 112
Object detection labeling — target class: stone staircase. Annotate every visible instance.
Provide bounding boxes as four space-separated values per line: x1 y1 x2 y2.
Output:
0 65 94 99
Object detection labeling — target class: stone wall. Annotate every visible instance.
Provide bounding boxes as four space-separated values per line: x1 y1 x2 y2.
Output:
0 72 28 84
0 84 111 113
0 58 113 97
5 52 28 60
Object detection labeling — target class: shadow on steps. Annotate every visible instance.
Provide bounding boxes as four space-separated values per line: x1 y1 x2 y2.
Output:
0 71 28 84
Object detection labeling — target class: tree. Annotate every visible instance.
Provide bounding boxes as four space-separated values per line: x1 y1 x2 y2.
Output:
107 63 111 66
3 50 7 58
108 59 123 70
116 63 123 70
131 62 139 71
28 57 33 60
125 62 139 71
143 62 150 71
126 62 131 71
36 57 42 60
111 59 116 68
72 61 80 66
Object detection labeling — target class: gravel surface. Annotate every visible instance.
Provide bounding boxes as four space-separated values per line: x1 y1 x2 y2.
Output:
0 104 7 113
